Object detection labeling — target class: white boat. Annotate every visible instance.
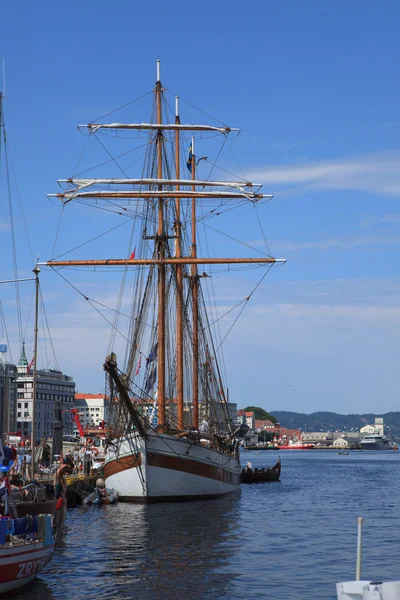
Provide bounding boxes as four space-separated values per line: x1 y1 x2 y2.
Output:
42 60 285 502
359 434 392 450
337 581 400 599
105 431 240 501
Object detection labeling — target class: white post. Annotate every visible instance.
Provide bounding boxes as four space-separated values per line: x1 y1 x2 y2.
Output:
175 96 179 118
191 135 195 157
356 517 363 581
156 59 161 82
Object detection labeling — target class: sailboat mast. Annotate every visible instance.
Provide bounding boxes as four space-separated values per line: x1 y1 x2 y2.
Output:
31 264 40 478
175 97 184 429
156 60 166 430
191 137 199 429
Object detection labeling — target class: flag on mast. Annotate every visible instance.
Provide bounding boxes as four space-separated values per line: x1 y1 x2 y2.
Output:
129 247 136 260
186 144 193 172
27 356 34 374
135 356 141 377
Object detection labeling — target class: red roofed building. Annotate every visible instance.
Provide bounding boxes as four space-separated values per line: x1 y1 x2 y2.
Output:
255 419 276 431
237 410 255 431
75 393 108 431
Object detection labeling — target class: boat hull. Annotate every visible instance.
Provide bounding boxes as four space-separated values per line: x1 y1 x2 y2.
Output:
0 541 55 594
359 441 391 450
104 432 241 502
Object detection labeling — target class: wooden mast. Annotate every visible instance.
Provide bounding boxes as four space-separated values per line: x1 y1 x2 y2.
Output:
175 97 184 429
191 136 199 429
31 264 40 478
156 60 165 431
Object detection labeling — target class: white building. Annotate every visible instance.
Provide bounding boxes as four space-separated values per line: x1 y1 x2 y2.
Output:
333 436 349 448
17 344 75 442
74 394 108 431
360 424 377 435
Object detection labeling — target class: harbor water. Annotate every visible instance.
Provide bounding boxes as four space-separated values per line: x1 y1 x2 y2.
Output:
13 451 400 600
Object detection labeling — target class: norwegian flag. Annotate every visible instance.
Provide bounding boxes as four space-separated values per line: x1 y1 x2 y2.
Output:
135 356 142 377
129 247 136 260
27 356 34 374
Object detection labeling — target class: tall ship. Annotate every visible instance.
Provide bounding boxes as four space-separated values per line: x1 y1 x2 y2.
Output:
42 61 285 502
359 434 392 450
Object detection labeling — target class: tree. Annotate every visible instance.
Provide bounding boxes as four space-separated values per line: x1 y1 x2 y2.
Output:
243 406 277 423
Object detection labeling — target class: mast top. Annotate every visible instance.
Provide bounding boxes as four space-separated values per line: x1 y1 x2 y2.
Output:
156 59 161 83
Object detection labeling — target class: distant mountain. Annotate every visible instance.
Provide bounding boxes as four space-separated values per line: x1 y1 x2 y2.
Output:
270 411 400 442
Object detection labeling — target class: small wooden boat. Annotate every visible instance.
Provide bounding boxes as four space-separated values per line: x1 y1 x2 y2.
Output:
241 459 281 483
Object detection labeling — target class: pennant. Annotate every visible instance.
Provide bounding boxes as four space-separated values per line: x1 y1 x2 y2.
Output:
144 367 157 394
135 356 142 377
27 356 34 374
129 247 136 260
186 144 193 172
146 342 158 367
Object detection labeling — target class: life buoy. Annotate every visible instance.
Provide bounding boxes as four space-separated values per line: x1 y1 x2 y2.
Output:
92 447 99 457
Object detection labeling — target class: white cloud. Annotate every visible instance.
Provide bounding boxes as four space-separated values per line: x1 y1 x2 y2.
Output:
359 214 400 227
267 235 400 251
248 151 400 196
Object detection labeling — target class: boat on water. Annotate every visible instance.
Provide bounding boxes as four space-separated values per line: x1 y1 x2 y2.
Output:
241 459 281 483
277 442 314 450
0 512 54 594
41 61 285 502
359 434 392 451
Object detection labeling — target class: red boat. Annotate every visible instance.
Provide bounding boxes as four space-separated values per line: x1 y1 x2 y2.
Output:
0 512 55 595
277 443 314 450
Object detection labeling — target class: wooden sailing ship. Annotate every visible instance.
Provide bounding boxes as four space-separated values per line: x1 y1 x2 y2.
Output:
42 61 285 502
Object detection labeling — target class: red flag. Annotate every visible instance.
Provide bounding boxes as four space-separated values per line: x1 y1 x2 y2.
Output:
129 247 136 260
27 356 34 374
135 356 141 376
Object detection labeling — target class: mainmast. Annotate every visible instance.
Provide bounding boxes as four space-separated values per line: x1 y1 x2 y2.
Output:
175 97 184 429
156 60 166 431
190 137 199 429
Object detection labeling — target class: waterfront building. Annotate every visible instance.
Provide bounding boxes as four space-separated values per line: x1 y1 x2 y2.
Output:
0 355 18 442
374 417 384 436
360 424 377 435
255 419 276 431
302 432 334 446
17 345 75 442
332 436 350 448
74 393 109 431
237 410 255 431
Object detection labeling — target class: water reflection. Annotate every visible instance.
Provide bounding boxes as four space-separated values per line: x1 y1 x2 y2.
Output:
39 493 241 600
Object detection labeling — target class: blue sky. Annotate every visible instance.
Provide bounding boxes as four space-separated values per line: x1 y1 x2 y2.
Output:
1 1 400 414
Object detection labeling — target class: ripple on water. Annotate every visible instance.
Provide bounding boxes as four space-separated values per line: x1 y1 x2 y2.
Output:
8 451 400 600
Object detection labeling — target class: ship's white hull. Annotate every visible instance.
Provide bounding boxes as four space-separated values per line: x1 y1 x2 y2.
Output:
104 432 241 502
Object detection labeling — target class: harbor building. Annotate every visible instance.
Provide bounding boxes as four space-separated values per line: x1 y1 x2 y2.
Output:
0 345 18 441
74 393 109 431
17 344 75 442
237 410 255 430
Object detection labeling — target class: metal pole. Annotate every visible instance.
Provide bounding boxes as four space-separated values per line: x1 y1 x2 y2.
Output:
31 264 40 479
356 517 363 581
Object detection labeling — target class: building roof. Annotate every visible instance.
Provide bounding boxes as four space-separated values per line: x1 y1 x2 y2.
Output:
255 419 275 429
238 410 254 417
18 342 28 367
75 393 105 400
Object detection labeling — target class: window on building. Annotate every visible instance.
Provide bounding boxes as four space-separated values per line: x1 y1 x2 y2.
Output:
17 412 21 417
